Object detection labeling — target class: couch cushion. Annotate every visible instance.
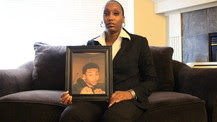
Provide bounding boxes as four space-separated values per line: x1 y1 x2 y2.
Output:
0 90 65 122
141 91 207 122
150 46 174 91
32 42 66 90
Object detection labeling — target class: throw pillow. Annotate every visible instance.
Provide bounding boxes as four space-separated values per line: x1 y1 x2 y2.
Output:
150 46 174 91
32 43 174 91
32 42 66 90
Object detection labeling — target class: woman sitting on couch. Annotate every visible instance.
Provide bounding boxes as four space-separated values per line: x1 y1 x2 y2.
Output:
60 0 158 121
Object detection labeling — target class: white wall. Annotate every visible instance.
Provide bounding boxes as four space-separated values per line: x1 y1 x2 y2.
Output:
152 0 217 62
152 0 217 13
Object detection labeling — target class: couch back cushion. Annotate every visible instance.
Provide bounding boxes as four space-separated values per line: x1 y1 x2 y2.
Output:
150 46 174 91
32 42 66 90
32 43 174 91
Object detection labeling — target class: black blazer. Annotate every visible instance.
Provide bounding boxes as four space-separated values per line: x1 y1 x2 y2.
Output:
87 30 158 109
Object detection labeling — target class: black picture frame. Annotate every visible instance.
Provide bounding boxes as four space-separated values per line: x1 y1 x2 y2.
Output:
65 46 113 101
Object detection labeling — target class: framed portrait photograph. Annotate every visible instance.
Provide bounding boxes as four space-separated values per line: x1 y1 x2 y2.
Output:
65 46 113 101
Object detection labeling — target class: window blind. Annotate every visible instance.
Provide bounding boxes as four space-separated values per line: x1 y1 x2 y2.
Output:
0 0 134 69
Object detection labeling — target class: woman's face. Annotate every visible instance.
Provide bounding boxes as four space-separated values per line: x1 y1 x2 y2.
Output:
103 1 125 34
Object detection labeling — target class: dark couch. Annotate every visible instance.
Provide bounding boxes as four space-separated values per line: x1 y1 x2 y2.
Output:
0 43 216 122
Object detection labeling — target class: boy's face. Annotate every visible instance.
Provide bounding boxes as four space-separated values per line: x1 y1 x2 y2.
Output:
83 68 99 87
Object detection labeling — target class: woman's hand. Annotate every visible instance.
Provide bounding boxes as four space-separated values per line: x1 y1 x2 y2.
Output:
61 91 72 105
108 91 133 107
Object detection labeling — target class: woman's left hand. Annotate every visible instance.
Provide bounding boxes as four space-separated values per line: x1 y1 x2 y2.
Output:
108 91 133 107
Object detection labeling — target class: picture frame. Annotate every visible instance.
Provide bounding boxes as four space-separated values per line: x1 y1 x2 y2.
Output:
65 46 113 101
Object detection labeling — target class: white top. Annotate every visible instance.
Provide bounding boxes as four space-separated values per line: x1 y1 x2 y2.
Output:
95 28 131 59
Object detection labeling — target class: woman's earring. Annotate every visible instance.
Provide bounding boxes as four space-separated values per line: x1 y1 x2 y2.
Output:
122 23 126 27
100 21 104 28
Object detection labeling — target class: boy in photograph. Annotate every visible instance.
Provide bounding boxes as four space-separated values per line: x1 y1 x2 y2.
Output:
72 62 105 94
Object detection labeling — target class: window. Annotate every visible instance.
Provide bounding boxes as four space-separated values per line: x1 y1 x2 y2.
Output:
0 0 134 69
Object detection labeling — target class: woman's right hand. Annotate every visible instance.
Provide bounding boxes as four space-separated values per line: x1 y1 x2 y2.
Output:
61 91 72 105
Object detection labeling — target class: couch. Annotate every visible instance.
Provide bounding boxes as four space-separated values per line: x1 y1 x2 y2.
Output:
0 43 216 122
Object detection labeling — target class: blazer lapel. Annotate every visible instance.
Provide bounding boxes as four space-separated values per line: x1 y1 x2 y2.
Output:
113 37 131 64
89 33 132 65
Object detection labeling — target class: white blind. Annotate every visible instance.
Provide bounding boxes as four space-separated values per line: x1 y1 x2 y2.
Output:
0 0 134 69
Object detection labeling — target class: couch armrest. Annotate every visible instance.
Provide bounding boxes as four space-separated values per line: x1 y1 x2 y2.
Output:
0 61 33 97
172 60 217 122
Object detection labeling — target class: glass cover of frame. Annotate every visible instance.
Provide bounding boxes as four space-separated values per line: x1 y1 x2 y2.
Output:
71 52 106 95
65 46 112 101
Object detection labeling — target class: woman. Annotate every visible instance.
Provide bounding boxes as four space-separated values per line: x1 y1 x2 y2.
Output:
60 0 158 121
